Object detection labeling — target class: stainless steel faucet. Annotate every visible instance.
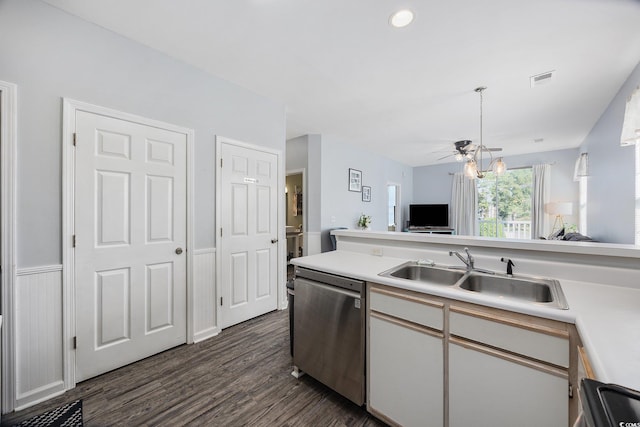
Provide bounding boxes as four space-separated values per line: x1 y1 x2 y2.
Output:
449 247 494 274
449 247 474 271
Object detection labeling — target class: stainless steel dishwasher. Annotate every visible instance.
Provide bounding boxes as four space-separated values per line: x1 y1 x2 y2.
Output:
293 267 365 405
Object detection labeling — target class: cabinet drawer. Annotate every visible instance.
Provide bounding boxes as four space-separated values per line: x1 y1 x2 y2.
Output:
370 287 443 331
449 307 569 367
449 338 568 427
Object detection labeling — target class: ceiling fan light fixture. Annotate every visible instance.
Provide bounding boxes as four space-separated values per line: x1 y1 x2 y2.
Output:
454 152 464 162
492 157 506 175
465 86 507 179
390 9 414 28
464 160 477 179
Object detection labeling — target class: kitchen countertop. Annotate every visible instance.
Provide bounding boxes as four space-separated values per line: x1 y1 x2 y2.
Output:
291 250 640 391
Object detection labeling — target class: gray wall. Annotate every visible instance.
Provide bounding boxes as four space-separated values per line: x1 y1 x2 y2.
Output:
580 59 640 244
413 148 581 227
319 135 413 251
0 0 285 267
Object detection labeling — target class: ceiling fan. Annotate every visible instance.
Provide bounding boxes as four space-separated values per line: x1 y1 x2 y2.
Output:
437 139 501 162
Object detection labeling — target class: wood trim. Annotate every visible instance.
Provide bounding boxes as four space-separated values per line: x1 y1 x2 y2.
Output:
62 98 77 392
450 304 569 339
0 79 18 413
192 248 216 256
569 325 580 425
578 346 596 379
370 311 444 339
370 283 444 309
449 336 568 380
16 265 63 276
185 127 195 344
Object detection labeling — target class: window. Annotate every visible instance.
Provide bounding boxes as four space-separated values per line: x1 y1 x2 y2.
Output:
477 168 533 238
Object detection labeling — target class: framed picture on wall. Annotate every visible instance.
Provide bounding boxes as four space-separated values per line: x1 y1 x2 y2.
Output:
362 186 371 202
348 168 362 192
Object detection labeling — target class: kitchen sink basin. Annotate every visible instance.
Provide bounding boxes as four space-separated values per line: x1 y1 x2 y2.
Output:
456 273 569 309
380 262 465 286
380 261 569 309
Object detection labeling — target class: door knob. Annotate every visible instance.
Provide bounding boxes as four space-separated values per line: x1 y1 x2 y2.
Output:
175 247 183 255
271 238 278 244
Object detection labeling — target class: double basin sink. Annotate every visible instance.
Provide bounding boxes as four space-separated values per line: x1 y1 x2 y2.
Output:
379 262 569 310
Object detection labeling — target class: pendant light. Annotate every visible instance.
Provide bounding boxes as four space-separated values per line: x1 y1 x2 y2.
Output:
465 86 507 179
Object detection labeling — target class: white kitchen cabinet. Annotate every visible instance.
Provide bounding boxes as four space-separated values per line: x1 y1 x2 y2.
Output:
449 338 568 427
365 285 577 427
368 285 444 427
449 304 573 427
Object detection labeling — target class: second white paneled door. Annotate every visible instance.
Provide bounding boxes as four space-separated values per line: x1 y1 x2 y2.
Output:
219 141 278 328
74 111 187 382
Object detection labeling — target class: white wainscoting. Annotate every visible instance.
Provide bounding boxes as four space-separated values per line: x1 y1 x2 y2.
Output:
14 265 65 410
12 251 219 410
192 249 219 342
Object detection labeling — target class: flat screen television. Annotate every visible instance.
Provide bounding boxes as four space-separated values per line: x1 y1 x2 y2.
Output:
409 204 449 228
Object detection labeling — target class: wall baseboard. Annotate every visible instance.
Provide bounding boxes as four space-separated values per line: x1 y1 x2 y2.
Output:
193 327 220 343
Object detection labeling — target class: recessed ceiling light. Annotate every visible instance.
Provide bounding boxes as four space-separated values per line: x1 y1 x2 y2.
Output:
390 10 414 28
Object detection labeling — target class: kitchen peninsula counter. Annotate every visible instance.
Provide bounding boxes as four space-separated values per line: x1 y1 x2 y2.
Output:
291 231 640 392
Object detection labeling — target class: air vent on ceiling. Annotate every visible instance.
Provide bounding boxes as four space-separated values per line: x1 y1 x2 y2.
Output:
530 70 555 88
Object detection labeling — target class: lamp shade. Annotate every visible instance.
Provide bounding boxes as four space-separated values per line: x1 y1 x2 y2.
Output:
574 153 589 179
545 202 573 216
621 86 640 146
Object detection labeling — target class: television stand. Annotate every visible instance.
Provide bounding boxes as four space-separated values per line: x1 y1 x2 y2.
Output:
407 227 455 235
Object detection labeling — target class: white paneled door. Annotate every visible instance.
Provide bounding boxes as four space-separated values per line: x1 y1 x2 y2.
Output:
74 111 187 382
219 142 278 328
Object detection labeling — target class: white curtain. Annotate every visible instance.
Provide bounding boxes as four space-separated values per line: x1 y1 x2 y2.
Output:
451 173 477 236
531 164 550 239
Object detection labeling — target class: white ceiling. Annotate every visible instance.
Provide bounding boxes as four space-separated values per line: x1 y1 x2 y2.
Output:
43 0 640 167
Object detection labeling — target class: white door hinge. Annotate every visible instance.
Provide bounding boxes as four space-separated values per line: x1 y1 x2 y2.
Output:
72 235 76 248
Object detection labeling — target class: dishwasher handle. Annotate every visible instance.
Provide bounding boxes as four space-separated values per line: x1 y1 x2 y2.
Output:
294 267 364 294
294 277 362 300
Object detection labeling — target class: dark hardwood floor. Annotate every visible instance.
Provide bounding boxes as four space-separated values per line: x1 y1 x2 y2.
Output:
3 310 385 426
